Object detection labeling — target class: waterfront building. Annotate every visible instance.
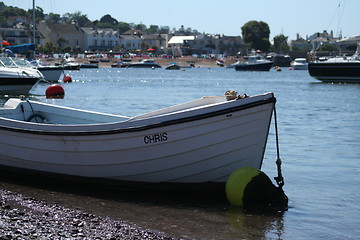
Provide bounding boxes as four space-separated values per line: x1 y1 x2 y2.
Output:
37 21 84 51
82 27 120 51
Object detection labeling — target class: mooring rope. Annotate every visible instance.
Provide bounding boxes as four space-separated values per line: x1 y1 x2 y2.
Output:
273 106 285 188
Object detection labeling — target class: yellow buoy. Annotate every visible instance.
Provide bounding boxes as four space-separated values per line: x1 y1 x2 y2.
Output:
225 167 289 210
225 167 260 206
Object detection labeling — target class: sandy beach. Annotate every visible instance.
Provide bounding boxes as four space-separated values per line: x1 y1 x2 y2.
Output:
42 55 240 68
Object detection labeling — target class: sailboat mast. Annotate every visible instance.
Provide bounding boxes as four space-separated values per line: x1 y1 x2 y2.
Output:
32 0 36 58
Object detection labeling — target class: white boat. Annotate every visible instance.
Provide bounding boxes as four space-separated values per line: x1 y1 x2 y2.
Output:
235 55 274 71
0 91 276 186
29 60 63 82
165 62 180 70
129 59 162 68
55 55 81 70
0 57 43 95
291 58 308 70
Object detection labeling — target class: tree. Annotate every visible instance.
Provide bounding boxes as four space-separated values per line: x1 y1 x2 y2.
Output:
0 2 6 11
146 25 159 34
46 12 61 24
134 23 147 31
273 34 290 53
62 11 91 27
28 6 44 23
241 21 271 52
159 26 170 34
116 22 131 34
100 14 118 26
57 37 68 49
1 6 29 18
319 44 338 52
44 42 56 54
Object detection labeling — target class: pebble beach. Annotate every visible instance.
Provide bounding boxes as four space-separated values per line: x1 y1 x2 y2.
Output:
0 188 179 240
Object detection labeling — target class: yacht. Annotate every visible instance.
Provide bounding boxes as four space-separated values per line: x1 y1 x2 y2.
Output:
292 58 308 70
128 59 162 68
235 55 273 71
0 57 43 95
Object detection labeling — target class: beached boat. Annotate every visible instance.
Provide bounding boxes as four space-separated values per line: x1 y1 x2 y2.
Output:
80 62 99 69
216 59 225 67
111 61 131 68
165 62 180 70
0 91 276 186
0 57 43 95
235 55 273 71
291 58 308 70
128 59 161 68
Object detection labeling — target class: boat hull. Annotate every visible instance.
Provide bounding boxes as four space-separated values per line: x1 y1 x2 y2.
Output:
0 93 275 184
37 66 63 82
129 64 161 68
0 70 40 95
308 62 360 83
235 62 273 71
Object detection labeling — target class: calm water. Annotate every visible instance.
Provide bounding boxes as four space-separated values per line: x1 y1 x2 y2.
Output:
1 67 360 239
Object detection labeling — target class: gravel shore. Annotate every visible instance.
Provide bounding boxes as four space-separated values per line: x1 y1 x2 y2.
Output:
0 189 180 240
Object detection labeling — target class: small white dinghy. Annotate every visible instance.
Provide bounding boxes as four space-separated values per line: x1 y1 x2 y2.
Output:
0 91 276 186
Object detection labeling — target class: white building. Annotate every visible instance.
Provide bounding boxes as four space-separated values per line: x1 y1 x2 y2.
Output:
82 27 120 51
119 34 142 50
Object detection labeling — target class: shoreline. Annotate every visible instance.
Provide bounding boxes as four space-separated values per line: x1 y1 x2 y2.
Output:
42 56 241 68
0 188 179 239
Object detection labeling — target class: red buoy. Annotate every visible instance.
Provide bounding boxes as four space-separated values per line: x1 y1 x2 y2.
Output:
46 84 65 99
63 75 72 83
289 67 293 70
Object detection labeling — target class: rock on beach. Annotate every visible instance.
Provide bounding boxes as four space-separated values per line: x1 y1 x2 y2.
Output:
0 189 179 240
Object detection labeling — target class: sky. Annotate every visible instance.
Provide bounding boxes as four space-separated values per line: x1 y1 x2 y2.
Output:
3 0 360 40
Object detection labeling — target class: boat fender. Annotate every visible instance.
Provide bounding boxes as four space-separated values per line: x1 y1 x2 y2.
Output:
46 84 65 99
226 167 288 211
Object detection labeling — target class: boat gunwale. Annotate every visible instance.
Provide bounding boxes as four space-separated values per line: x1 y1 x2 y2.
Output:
0 96 276 136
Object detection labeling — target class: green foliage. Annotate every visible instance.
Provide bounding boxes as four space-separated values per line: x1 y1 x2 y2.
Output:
134 23 147 31
241 20 271 52
46 13 61 24
43 42 56 54
159 26 170 34
345 43 357 52
319 44 338 52
1 6 30 18
273 34 290 53
62 11 91 27
0 2 196 35
28 6 44 23
97 22 114 29
100 14 118 25
0 2 6 11
145 25 159 34
116 22 131 34
57 37 68 49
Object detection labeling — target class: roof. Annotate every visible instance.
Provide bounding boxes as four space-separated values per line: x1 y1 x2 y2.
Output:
168 36 195 44
46 23 81 34
337 35 360 43
81 27 119 36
